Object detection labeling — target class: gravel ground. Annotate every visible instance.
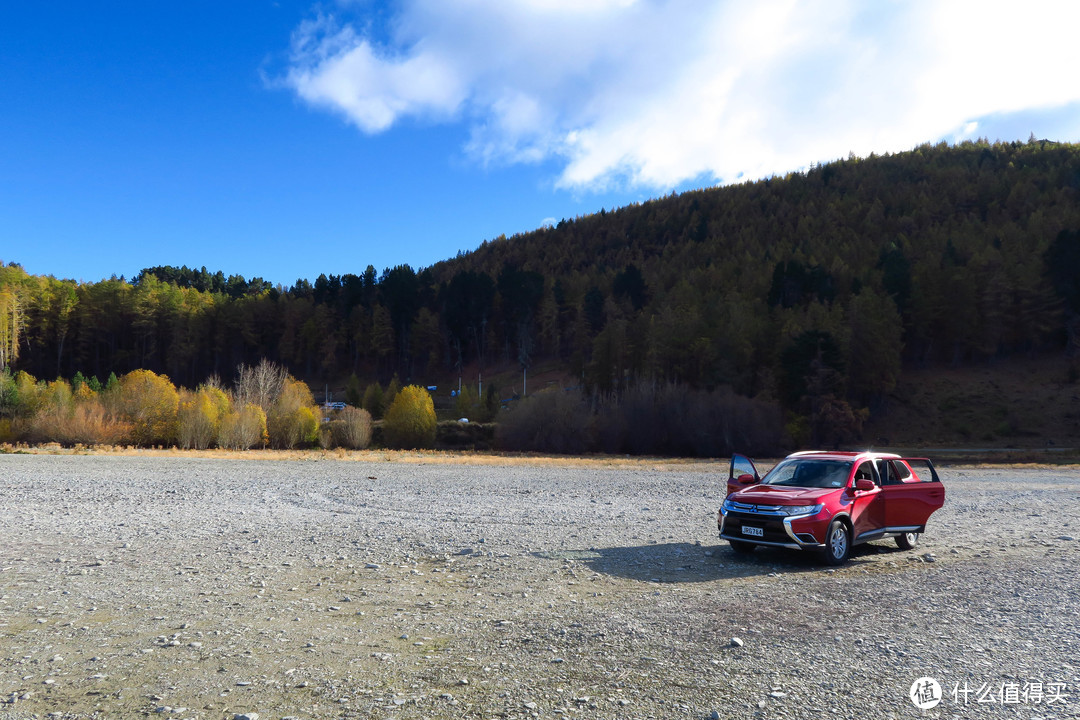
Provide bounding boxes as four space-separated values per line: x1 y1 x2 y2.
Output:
0 454 1078 720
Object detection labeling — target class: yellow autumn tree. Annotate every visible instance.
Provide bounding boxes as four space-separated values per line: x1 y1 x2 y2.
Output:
267 376 319 449
218 402 267 450
117 370 179 446
178 385 232 449
382 385 436 449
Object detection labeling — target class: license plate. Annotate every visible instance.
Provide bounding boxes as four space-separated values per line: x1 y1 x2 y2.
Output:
741 526 763 537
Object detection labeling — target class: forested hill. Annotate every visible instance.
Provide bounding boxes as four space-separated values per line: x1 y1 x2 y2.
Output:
2 138 1080 433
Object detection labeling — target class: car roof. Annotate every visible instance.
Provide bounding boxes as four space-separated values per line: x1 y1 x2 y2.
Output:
786 450 901 461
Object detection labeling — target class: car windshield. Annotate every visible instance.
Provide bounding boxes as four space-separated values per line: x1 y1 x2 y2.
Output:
762 459 852 488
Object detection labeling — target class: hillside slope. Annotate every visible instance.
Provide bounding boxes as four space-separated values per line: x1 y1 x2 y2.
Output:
3 138 1080 450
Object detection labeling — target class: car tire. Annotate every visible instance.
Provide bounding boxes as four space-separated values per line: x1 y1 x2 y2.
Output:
895 532 919 550
729 540 756 555
822 519 850 565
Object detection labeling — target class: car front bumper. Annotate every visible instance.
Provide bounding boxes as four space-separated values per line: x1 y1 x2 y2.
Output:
718 504 826 549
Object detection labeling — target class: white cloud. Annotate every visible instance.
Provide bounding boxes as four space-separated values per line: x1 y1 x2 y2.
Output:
284 0 1080 190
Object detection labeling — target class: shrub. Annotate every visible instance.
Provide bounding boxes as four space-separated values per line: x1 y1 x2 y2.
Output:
0 367 17 416
497 383 785 457
382 385 436 449
362 383 385 419
54 399 132 446
178 386 232 450
334 406 373 449
24 379 74 444
12 371 40 417
267 377 319 449
454 384 500 422
345 373 363 407
319 408 373 450
218 403 268 450
384 375 402 410
234 358 287 411
72 381 97 404
0 417 14 443
437 420 495 450
495 389 593 454
594 383 784 457
454 385 477 418
117 370 180 446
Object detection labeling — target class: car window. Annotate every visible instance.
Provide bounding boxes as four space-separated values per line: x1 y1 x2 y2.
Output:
731 454 756 480
762 459 851 488
891 460 912 482
853 461 876 485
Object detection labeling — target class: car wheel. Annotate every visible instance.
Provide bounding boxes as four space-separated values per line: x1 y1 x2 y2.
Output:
895 532 919 550
729 540 756 555
822 519 850 565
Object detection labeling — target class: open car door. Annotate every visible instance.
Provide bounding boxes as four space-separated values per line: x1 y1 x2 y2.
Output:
882 458 945 530
727 454 760 497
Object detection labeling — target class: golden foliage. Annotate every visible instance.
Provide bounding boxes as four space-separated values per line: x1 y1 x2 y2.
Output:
218 403 268 451
382 385 436 450
178 386 233 450
267 377 319 449
117 369 179 446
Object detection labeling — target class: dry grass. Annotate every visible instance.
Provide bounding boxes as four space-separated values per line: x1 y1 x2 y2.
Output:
0 442 724 470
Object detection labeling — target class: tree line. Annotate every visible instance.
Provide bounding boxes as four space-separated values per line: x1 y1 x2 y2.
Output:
2 138 1079 446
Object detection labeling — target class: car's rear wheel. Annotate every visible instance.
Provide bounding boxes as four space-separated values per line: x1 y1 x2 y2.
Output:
895 532 919 550
822 519 850 565
729 540 756 555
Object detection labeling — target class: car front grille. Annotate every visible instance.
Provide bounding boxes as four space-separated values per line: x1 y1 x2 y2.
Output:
729 501 786 515
723 511 791 544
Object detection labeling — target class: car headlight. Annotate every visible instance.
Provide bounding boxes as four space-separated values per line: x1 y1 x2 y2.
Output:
721 498 736 514
780 504 823 517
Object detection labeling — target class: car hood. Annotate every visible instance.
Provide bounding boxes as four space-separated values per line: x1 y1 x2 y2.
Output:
731 484 837 505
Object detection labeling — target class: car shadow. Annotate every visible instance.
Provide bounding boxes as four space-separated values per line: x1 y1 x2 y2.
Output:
534 540 909 584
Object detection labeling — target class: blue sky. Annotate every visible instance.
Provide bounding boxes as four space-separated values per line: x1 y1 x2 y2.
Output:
3 1 1080 287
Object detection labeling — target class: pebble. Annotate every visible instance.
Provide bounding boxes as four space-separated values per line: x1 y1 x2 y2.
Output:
2 457 1075 720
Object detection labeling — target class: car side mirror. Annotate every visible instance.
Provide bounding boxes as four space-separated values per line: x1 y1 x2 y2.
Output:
737 473 756 485
854 478 876 491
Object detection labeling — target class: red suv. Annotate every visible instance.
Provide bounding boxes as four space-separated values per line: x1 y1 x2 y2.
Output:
718 451 945 565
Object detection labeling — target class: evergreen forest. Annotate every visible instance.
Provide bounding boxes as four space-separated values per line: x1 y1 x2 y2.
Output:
3 138 1080 450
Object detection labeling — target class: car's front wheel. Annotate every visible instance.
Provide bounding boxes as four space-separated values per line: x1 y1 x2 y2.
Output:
895 531 919 550
822 519 850 565
729 540 756 555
